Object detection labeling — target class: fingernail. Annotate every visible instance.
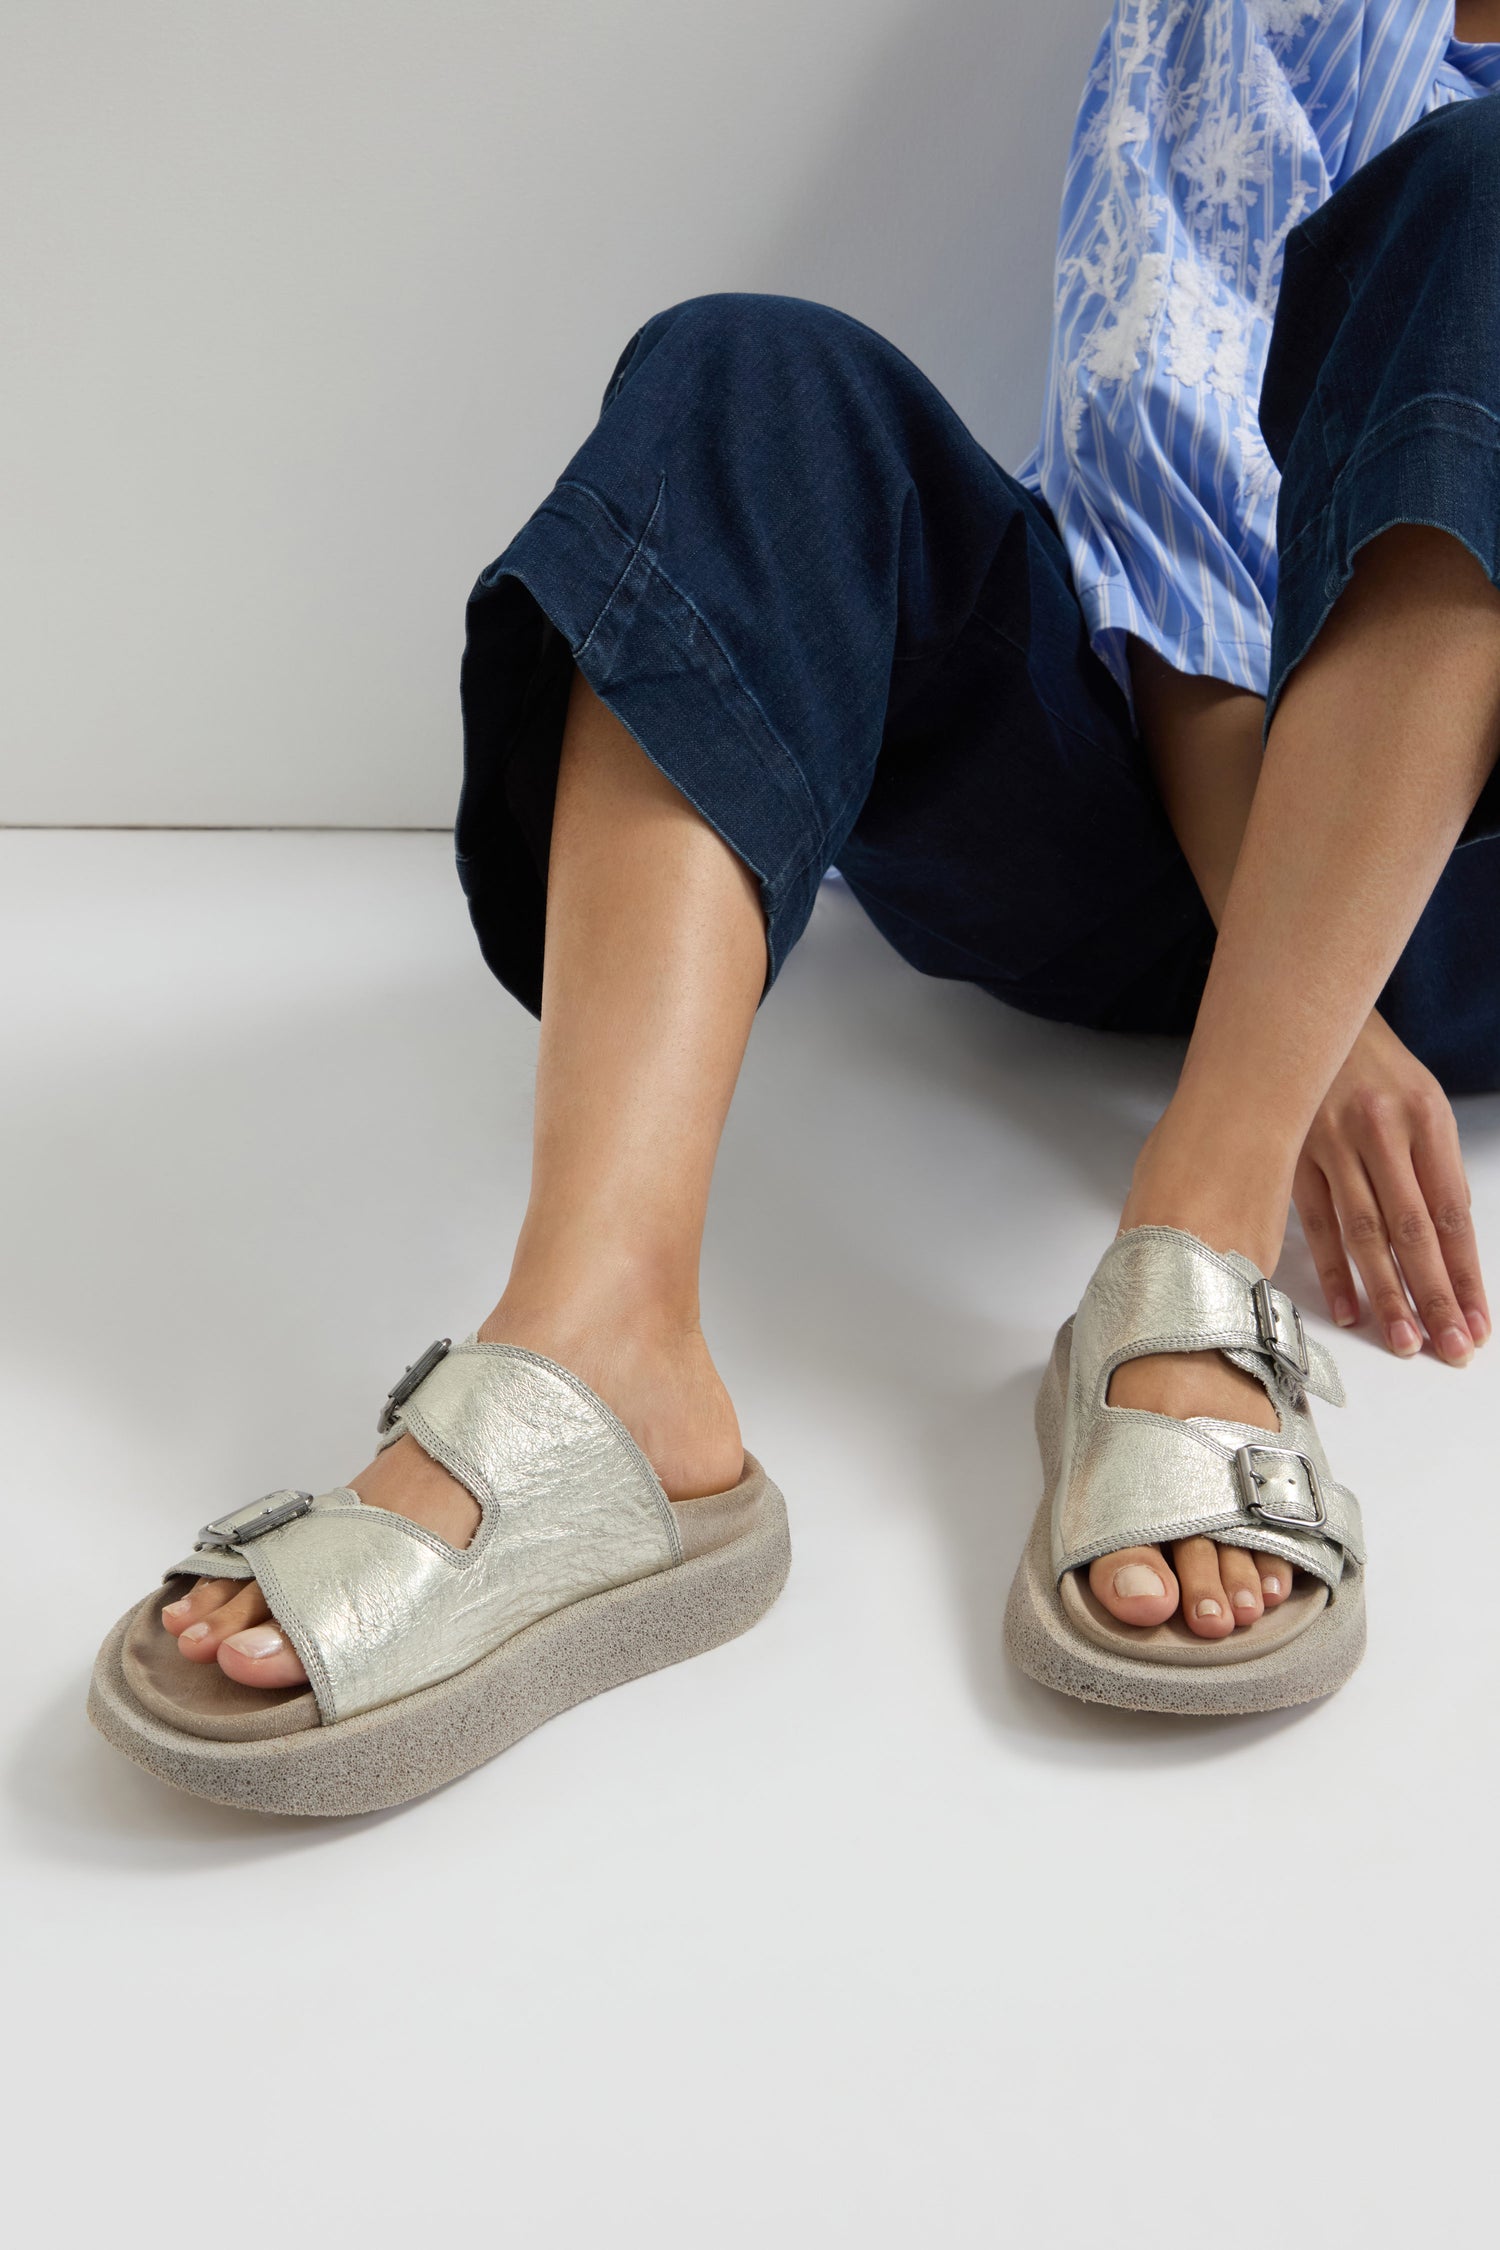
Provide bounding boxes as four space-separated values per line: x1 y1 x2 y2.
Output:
1113 1563 1166 1599
1262 1574 1283 1596
1388 1320 1421 1356
1195 1598 1222 1619
180 1622 210 1644
225 1625 285 1660
1232 1589 1259 1611
1334 1298 1357 1327
1467 1309 1490 1346
1440 1326 1474 1366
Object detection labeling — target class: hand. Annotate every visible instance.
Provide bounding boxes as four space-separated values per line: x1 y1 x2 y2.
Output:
1294 1013 1489 1362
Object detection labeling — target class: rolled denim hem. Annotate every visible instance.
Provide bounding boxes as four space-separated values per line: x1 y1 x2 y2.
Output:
1269 394 1500 843
459 474 827 1012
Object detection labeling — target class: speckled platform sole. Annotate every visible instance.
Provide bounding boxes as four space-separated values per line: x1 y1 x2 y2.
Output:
1003 1325 1365 1716
89 1467 790 1816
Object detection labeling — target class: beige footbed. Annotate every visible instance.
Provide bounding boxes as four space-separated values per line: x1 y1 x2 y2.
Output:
90 1457 790 1816
1004 1324 1365 1715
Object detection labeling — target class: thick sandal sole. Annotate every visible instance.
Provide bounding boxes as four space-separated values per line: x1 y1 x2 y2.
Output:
1003 1324 1365 1716
89 1481 791 1816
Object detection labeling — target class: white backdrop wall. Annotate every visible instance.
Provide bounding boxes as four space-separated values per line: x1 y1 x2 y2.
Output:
4 0 1107 827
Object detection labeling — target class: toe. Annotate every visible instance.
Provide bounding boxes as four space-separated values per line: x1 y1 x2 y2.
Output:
173 1581 270 1662
1088 1545 1179 1626
1217 1545 1264 1629
1171 1536 1235 1639
162 1578 239 1636
1255 1552 1293 1608
218 1623 307 1690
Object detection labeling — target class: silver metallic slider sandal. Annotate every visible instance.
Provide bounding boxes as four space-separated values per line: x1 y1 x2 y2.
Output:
90 1337 791 1815
1004 1226 1366 1716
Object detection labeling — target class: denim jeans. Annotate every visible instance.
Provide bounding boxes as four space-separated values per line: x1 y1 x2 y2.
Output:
458 94 1500 1093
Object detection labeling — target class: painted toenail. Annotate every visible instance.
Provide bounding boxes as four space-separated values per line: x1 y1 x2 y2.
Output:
225 1625 285 1660
1232 1589 1258 1610
1440 1327 1473 1365
1113 1564 1166 1599
1262 1574 1282 1596
1389 1320 1421 1356
180 1622 210 1643
1194 1598 1222 1618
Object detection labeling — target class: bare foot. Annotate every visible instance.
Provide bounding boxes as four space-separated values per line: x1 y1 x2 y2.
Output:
160 1308 743 1691
1088 1345 1295 1638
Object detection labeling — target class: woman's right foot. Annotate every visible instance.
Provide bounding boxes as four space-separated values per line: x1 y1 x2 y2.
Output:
160 1303 744 1692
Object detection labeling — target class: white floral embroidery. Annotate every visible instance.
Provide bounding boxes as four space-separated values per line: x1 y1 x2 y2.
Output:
1060 0 1321 511
1027 1 1484 700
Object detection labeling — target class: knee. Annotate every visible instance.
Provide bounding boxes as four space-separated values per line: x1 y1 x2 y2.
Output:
605 292 871 405
1403 92 1500 223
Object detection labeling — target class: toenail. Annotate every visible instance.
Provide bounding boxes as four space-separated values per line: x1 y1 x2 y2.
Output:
180 1622 210 1643
1389 1320 1421 1356
1440 1327 1473 1365
1113 1563 1166 1599
1232 1589 1258 1610
1262 1574 1282 1596
164 1596 192 1617
1194 1598 1222 1618
225 1625 285 1660
1467 1308 1490 1346
1334 1298 1357 1327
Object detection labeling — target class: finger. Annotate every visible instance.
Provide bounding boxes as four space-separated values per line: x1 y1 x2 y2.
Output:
1254 1553 1292 1607
1294 1154 1358 1328
1410 1111 1490 1348
1361 1134 1475 1365
1326 1153 1423 1357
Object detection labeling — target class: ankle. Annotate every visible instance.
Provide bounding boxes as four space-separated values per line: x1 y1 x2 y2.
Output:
480 1280 707 1371
1122 1119 1294 1275
496 1235 703 1348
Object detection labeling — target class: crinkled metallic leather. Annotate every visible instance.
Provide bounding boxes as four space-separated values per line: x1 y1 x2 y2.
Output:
1051 1227 1363 1592
165 1342 682 1724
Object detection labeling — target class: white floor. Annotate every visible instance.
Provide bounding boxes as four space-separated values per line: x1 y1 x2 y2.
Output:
4 831 1497 2248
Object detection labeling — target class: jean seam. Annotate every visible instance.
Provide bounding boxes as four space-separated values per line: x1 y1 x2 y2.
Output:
1280 393 1500 571
575 473 668 661
628 549 829 886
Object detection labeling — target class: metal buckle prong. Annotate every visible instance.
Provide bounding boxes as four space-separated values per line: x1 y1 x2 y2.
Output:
1252 1278 1310 1379
195 1490 315 1552
1235 1444 1327 1531
377 1337 452 1433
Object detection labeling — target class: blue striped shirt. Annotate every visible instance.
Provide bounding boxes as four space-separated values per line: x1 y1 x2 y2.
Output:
1020 2 1500 705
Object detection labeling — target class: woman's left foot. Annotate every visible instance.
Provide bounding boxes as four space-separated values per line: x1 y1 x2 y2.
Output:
1091 1345 1296 1636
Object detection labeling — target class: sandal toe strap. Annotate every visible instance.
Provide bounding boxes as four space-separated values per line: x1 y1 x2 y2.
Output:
163 1341 683 1724
1052 1412 1365 1590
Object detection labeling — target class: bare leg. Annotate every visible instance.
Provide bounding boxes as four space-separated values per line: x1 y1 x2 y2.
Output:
165 669 768 1686
1095 527 1500 1629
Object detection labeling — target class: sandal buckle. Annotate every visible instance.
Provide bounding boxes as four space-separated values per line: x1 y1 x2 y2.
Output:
195 1490 315 1552
1252 1279 1310 1380
377 1337 452 1433
1235 1444 1327 1531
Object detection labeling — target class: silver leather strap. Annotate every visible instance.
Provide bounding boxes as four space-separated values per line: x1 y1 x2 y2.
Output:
163 1339 683 1724
1051 1409 1365 1589
1075 1226 1345 1405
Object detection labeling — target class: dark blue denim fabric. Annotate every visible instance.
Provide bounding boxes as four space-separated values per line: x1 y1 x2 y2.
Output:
458 96 1500 1091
